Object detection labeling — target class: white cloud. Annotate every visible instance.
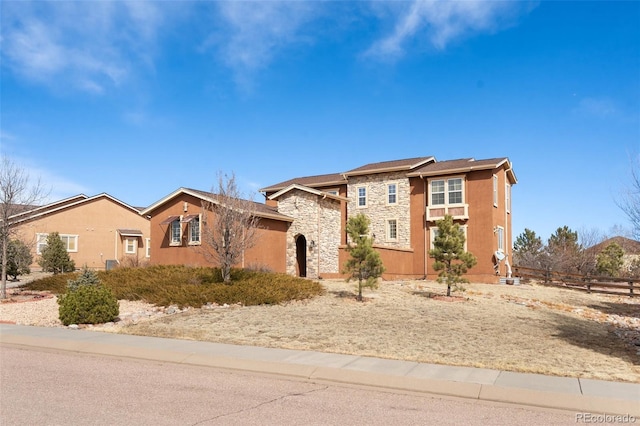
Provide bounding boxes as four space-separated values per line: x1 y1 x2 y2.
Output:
574 97 618 118
1 1 166 94
204 1 319 85
365 0 536 60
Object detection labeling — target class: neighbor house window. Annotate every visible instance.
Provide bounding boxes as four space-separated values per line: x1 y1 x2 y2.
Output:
145 238 151 258
493 175 498 207
387 183 397 205
497 226 504 252
386 219 398 241
357 186 367 207
125 238 137 254
36 233 78 254
189 216 201 244
170 220 181 245
430 178 464 206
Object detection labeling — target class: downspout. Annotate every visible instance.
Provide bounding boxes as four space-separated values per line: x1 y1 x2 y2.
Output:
422 174 427 279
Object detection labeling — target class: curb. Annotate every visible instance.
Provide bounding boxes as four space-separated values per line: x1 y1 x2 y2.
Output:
1 325 638 417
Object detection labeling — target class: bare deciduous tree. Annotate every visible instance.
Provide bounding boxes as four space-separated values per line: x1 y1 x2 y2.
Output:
617 155 640 240
0 156 49 298
199 173 260 283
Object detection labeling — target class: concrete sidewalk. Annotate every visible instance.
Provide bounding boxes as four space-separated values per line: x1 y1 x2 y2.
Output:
1 324 638 416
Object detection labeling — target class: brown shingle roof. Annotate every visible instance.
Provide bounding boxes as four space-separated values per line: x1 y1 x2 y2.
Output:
259 173 346 193
409 157 510 176
344 156 435 176
184 188 293 221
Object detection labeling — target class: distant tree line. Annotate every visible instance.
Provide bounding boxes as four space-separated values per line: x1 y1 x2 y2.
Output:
513 226 639 278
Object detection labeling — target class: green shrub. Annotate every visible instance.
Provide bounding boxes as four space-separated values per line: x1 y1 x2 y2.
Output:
58 284 119 326
67 266 100 291
28 265 325 309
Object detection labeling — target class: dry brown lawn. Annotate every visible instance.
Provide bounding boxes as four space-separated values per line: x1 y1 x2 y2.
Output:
120 279 640 383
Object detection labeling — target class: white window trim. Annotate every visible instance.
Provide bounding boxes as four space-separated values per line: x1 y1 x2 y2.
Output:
386 218 398 242
324 188 340 196
429 225 468 251
125 238 137 254
493 174 498 207
189 214 202 245
36 233 79 254
356 185 367 208
386 182 398 206
145 238 151 258
496 226 505 252
428 176 466 206
170 219 182 246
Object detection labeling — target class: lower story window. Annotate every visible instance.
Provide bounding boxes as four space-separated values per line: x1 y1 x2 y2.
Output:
386 219 397 241
36 233 78 254
125 238 137 254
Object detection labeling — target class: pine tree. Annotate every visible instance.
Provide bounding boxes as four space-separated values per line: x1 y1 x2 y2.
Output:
343 213 385 302
513 228 544 268
429 215 477 297
2 239 32 280
596 242 624 277
39 232 75 274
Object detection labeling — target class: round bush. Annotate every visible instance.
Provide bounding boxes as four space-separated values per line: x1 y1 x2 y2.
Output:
58 284 119 326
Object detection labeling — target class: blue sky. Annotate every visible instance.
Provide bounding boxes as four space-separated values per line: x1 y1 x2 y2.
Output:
1 1 638 244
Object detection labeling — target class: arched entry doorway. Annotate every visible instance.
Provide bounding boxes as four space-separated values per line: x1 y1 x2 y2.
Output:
295 235 307 277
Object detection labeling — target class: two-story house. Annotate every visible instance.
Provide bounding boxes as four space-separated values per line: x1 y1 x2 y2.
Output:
261 156 517 283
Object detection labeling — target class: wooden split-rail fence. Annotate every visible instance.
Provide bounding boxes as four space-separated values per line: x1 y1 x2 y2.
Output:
513 266 638 298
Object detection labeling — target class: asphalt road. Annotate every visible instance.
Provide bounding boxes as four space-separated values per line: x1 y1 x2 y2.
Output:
0 345 577 425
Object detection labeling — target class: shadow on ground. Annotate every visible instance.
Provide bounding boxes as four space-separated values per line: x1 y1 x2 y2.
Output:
548 310 640 366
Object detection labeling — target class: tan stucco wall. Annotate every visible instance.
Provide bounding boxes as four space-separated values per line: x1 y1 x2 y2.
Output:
14 196 150 270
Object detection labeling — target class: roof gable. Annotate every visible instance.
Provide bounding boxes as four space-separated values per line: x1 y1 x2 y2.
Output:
9 193 143 226
142 188 294 222
267 184 348 202
260 173 346 193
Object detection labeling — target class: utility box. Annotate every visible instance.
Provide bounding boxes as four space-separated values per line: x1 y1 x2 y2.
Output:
105 260 119 271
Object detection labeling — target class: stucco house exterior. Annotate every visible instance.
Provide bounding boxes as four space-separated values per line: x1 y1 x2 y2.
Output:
140 188 293 272
261 156 517 283
142 155 516 283
11 193 150 270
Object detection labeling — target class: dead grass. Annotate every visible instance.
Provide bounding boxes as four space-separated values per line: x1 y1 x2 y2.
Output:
121 279 640 383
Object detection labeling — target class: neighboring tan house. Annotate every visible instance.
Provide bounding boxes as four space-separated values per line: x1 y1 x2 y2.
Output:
261 156 517 283
140 188 294 272
11 193 150 270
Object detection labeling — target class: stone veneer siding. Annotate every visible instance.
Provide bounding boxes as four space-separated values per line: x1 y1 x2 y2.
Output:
347 172 411 249
276 190 342 278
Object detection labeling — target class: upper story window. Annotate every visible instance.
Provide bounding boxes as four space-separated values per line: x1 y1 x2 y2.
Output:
506 183 511 214
387 183 397 205
357 186 367 208
325 188 339 196
493 174 498 207
189 216 201 244
430 178 464 205
170 220 181 245
36 233 78 254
